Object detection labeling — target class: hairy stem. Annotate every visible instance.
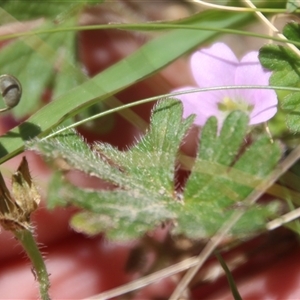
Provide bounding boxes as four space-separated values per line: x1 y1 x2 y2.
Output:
14 229 51 300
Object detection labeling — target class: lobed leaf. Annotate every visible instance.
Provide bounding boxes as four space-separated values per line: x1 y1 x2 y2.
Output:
173 111 281 238
31 101 282 241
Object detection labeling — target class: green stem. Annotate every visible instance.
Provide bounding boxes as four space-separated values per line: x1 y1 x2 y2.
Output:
14 230 51 300
214 250 242 300
1 23 300 47
43 85 300 140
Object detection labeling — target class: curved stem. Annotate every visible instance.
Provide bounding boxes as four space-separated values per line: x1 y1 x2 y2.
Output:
43 84 300 141
14 229 51 300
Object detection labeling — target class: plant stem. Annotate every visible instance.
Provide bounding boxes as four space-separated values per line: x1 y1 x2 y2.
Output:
214 251 242 300
14 229 51 300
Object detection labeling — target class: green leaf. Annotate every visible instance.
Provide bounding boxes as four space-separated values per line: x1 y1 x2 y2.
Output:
33 99 195 189
259 24 300 132
0 0 101 22
46 171 66 209
0 9 253 164
282 22 300 43
30 101 282 241
173 112 281 238
183 112 249 201
31 99 194 240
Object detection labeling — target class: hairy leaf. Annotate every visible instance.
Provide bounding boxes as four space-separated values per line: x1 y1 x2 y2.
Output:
30 99 282 241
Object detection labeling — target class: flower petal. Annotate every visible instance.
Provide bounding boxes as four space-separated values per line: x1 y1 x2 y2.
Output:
235 51 278 123
172 87 221 126
172 44 278 129
191 43 239 90
250 105 277 124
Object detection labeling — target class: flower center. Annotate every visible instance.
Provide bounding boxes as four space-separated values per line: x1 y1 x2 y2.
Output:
218 97 254 113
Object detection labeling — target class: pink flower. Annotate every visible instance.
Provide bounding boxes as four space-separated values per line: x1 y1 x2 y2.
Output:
172 43 277 129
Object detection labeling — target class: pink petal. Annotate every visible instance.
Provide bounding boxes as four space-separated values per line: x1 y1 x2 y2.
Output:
250 105 277 124
191 43 238 90
235 51 277 124
172 44 278 130
172 87 220 126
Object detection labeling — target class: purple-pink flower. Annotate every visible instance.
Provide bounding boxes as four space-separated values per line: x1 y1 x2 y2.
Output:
172 43 277 129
